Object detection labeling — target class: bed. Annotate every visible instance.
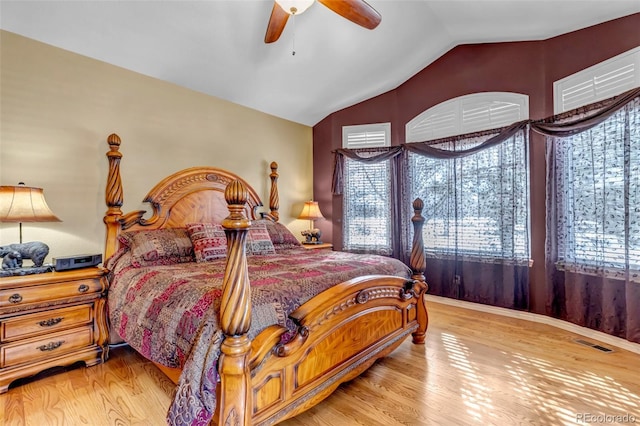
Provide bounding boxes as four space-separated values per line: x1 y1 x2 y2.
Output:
103 133 429 425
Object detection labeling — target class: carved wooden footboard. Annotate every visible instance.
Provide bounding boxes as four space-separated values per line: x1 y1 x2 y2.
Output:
248 275 427 425
218 184 428 425
103 134 428 425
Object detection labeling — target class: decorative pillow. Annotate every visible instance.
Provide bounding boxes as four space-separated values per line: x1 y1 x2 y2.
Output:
256 219 301 250
186 223 227 263
247 222 276 255
119 228 194 267
186 222 277 261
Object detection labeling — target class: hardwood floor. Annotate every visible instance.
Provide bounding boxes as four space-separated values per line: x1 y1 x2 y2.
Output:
2 300 639 425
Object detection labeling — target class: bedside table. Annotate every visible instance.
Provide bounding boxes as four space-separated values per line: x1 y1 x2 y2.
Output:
302 243 333 250
0 267 109 393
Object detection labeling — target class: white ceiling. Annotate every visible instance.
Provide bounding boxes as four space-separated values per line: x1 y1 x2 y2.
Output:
1 1 639 126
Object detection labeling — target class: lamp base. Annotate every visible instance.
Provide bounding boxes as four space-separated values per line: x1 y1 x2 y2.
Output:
0 241 50 270
301 228 322 245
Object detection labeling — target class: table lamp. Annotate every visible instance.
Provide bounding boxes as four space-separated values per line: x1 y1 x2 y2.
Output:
298 201 324 244
0 183 61 273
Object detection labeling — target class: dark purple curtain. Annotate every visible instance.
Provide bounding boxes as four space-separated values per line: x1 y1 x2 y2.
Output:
401 126 531 310
540 88 640 344
333 147 404 258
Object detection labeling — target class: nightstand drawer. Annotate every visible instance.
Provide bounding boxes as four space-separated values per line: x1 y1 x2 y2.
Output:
0 279 102 308
1 326 94 368
1 304 93 343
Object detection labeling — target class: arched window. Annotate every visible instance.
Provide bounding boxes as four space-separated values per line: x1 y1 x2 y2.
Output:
405 92 529 143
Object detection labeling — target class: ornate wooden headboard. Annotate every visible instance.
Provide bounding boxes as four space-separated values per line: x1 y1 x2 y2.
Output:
103 133 280 259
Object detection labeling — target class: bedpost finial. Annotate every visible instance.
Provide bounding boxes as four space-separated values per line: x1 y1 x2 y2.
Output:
107 133 121 150
225 179 249 206
270 162 278 173
223 180 251 229
413 198 424 213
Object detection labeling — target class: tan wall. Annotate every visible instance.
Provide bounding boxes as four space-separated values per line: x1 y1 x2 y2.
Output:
0 30 313 263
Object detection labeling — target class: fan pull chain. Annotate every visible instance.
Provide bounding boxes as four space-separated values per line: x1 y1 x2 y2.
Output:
291 13 296 56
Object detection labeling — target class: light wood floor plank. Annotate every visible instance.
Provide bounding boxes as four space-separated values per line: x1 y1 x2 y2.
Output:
1 300 639 425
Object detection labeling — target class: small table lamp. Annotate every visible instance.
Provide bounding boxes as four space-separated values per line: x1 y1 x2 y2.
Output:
298 201 324 244
0 183 61 273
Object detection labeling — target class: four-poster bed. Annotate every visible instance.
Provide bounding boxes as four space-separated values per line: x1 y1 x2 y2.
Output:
103 133 429 425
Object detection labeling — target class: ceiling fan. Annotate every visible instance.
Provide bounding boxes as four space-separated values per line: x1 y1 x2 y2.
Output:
265 0 382 43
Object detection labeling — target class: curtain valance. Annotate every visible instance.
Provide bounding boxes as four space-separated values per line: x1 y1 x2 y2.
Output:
531 86 640 137
333 87 640 196
403 120 529 159
332 147 403 195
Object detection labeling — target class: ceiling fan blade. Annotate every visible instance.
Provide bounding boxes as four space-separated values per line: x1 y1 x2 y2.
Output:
318 0 381 30
265 2 290 43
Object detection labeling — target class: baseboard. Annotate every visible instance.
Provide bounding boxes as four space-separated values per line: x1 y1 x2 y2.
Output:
426 294 640 355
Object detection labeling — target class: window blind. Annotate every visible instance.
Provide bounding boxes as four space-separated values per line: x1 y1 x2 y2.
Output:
343 155 392 255
554 47 640 114
406 92 529 143
407 131 530 262
553 99 640 272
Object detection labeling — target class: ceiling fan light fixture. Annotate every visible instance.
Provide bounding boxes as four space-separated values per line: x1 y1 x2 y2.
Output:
275 0 314 15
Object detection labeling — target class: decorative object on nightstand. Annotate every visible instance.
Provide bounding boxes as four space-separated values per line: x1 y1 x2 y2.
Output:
0 267 109 393
298 200 324 244
0 183 61 277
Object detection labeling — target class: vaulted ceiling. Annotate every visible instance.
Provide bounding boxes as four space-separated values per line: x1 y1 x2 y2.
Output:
1 1 639 126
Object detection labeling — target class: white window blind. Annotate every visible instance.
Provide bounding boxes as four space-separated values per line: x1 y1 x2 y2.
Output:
554 46 640 114
407 131 530 262
552 98 640 272
343 155 392 255
406 92 529 142
342 123 391 149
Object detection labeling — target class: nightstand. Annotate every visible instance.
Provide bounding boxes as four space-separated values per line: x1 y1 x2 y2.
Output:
0 267 109 393
302 243 333 250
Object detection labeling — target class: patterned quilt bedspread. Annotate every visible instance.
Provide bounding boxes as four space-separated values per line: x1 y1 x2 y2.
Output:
107 246 411 425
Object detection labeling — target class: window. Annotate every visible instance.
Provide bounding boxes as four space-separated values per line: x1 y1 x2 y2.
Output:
549 48 640 274
554 47 640 114
343 152 393 255
342 123 391 149
406 92 529 142
404 92 531 263
407 130 530 262
550 98 640 272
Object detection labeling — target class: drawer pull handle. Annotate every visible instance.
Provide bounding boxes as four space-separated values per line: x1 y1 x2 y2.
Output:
37 341 64 351
9 293 23 304
39 317 63 327
78 284 89 293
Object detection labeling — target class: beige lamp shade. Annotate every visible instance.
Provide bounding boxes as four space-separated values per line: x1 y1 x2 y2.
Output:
0 185 61 223
298 201 324 244
298 201 324 222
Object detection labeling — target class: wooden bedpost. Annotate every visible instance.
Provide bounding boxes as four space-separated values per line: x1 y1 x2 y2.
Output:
269 161 280 221
217 179 253 426
410 197 429 344
104 133 124 261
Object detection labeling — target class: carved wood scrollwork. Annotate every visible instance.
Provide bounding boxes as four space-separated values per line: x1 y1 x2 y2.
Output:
223 407 238 426
274 326 309 357
356 291 369 304
119 210 150 230
401 280 417 299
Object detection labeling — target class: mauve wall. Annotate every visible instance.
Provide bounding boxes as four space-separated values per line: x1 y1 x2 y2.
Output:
313 13 640 314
